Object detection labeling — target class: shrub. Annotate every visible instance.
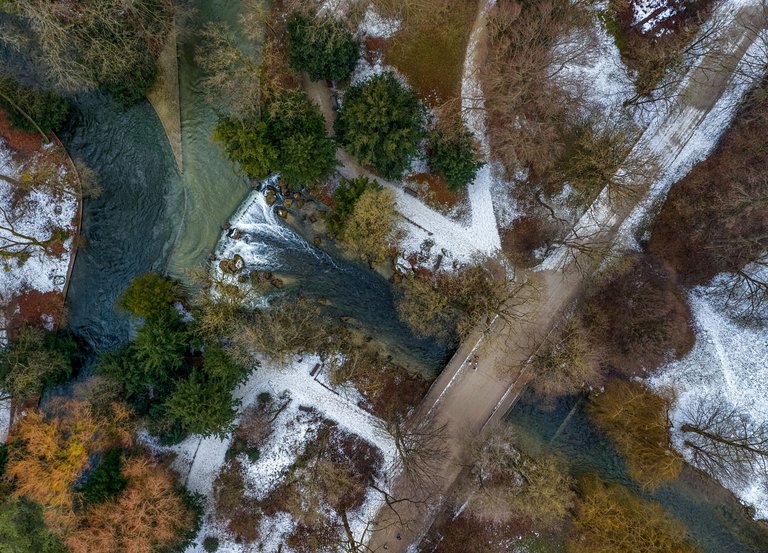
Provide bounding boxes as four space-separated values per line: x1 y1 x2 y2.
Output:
0 77 69 133
567 477 700 553
0 498 67 553
257 392 272 404
588 380 682 490
117 273 181 319
427 126 483 191
335 72 424 179
324 176 374 235
203 536 220 552
286 12 359 81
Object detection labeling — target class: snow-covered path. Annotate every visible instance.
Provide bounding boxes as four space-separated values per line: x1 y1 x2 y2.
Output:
318 0 502 264
542 0 765 269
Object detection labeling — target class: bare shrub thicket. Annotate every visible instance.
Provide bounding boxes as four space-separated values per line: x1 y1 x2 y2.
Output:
267 421 383 552
395 257 529 343
649 87 768 286
462 426 575 531
481 0 592 180
530 318 603 397
3 0 173 96
579 254 694 376
588 380 682 490
606 0 716 105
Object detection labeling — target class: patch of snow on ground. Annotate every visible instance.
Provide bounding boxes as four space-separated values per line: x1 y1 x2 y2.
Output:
0 140 76 299
648 288 768 518
541 6 764 270
173 354 397 553
359 5 401 38
552 10 634 116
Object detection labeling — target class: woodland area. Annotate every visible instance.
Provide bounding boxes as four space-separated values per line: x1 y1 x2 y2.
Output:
0 0 766 552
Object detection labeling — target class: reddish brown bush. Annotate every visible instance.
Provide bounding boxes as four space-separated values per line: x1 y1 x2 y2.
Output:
580 254 694 375
650 90 768 285
67 457 196 553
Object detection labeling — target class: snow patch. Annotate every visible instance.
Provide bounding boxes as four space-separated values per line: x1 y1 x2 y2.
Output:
649 289 768 518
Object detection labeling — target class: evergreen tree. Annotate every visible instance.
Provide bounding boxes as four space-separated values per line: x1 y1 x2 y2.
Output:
0 327 79 402
428 126 483 191
0 77 69 133
117 272 181 319
286 12 359 81
215 91 336 188
0 499 66 553
335 73 424 179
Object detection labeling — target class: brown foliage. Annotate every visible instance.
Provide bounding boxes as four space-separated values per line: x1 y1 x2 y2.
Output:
588 380 683 490
463 426 575 530
425 511 530 553
649 89 768 285
6 289 66 336
67 457 196 553
567 476 700 553
530 318 603 397
5 400 132 512
501 215 555 267
328 337 430 419
482 0 590 179
579 254 694 376
213 459 262 542
608 0 714 99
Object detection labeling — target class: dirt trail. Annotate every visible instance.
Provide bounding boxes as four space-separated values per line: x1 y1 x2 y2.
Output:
361 2 766 551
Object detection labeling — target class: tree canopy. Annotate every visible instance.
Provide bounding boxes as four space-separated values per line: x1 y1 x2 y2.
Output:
117 272 181 319
0 499 66 553
567 477 700 553
215 90 336 188
1 0 173 104
341 186 400 264
428 126 483 191
0 327 80 402
0 77 69 134
588 380 682 490
286 12 359 82
335 73 424 179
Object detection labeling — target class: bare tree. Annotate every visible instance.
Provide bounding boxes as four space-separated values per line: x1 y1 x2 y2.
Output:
681 398 768 484
196 17 264 118
380 412 448 491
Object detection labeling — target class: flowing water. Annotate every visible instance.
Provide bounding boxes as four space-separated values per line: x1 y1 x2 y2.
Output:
40 0 445 370
506 390 768 553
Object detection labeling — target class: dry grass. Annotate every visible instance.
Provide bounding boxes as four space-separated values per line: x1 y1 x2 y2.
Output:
377 0 477 107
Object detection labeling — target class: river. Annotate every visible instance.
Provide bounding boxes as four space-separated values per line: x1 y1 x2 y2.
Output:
56 0 446 370
507 390 768 553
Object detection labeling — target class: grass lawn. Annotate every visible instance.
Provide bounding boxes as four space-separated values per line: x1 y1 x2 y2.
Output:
380 0 477 107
